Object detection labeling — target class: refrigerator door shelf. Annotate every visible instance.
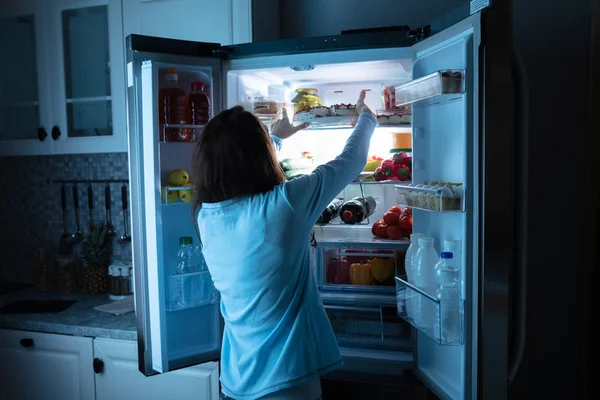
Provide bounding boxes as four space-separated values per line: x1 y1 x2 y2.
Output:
160 123 205 142
394 70 466 107
394 276 464 346
166 271 219 312
395 184 465 212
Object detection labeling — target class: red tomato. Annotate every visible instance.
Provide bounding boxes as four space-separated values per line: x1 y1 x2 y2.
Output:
383 212 400 226
375 224 389 238
371 219 385 236
388 206 402 214
386 225 404 240
399 214 412 230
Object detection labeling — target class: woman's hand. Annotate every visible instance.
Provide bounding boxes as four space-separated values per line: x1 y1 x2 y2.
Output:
271 108 309 139
356 90 375 117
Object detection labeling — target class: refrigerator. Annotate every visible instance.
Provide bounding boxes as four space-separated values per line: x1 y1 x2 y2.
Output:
125 1 525 399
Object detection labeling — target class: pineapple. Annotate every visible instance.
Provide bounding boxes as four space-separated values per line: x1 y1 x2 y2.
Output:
81 223 111 294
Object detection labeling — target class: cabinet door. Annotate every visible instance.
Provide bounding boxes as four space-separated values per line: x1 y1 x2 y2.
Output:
123 0 252 45
48 0 127 154
94 338 220 400
0 329 95 400
0 0 53 156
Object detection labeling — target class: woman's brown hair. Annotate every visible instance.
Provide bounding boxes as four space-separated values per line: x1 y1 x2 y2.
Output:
191 106 285 224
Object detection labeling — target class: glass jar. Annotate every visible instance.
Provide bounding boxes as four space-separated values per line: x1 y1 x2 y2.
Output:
291 88 322 113
56 255 77 294
120 266 132 296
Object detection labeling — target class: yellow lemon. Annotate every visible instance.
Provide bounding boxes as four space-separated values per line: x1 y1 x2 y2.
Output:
178 189 193 203
168 169 189 186
161 186 179 204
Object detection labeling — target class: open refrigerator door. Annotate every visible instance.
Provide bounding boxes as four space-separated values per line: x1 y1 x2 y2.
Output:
391 15 481 399
126 36 223 375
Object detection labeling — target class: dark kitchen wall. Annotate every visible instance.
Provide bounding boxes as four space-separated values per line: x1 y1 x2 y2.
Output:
0 153 131 283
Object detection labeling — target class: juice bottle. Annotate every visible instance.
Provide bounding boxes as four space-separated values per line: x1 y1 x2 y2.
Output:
158 68 190 142
188 81 210 125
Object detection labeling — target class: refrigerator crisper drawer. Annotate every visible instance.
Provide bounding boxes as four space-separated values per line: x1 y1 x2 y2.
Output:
324 303 412 352
394 69 465 107
315 243 407 297
394 276 464 345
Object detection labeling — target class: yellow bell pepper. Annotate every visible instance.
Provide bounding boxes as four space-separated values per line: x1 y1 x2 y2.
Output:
350 263 374 285
369 257 395 283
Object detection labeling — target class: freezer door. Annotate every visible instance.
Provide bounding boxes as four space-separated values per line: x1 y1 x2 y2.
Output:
406 14 482 400
126 35 224 375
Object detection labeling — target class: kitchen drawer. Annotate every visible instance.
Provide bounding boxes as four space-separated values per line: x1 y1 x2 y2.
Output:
315 244 407 301
324 303 412 352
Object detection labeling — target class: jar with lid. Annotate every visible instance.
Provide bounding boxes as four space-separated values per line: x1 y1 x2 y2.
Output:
108 265 123 300
120 266 132 296
291 88 322 113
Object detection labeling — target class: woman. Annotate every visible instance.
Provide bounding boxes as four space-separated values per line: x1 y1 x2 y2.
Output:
192 91 377 400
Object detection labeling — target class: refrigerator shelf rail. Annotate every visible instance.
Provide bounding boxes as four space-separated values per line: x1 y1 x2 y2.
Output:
394 69 465 107
394 184 465 212
394 276 464 346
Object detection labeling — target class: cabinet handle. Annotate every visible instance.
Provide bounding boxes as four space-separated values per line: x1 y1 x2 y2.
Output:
93 358 104 374
37 127 48 141
51 125 61 140
20 338 34 348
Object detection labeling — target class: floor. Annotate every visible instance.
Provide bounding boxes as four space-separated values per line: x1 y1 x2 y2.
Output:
320 378 439 399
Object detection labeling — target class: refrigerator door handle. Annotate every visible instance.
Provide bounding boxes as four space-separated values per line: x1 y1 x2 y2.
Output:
508 43 529 385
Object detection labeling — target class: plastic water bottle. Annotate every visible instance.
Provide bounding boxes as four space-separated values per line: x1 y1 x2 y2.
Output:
402 233 423 319
175 236 194 306
443 239 462 297
412 237 438 331
433 252 461 344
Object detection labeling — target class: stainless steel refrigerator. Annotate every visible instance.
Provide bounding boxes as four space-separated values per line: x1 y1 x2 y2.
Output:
125 1 525 398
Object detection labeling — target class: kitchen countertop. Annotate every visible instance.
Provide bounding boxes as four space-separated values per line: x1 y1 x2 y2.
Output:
0 288 137 341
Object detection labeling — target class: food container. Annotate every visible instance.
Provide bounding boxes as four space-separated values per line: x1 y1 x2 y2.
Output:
376 108 412 126
291 88 322 113
391 132 412 150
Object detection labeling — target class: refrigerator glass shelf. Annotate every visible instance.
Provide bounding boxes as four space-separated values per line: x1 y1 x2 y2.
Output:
166 271 219 312
394 276 464 346
394 69 465 107
160 123 204 143
395 184 464 212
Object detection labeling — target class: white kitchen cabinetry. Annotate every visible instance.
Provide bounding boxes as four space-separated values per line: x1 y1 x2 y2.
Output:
94 338 220 400
0 329 95 400
0 0 127 156
0 0 54 156
123 0 252 45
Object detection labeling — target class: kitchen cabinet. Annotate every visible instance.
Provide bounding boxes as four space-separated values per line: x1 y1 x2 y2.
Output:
0 328 95 400
93 338 220 400
0 0 127 156
123 0 252 45
0 0 54 156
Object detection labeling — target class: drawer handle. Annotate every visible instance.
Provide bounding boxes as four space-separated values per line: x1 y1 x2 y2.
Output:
20 338 34 348
51 125 61 140
93 358 104 374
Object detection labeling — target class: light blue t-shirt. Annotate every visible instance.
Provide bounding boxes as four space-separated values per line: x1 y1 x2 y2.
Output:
198 113 377 400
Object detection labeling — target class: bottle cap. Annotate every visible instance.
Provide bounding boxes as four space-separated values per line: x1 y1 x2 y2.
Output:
165 67 178 81
441 252 453 259
191 81 205 91
179 236 193 245
342 210 353 221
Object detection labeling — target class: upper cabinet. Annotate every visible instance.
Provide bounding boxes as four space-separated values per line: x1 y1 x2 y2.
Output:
0 0 54 155
49 0 127 154
0 0 126 156
123 0 252 45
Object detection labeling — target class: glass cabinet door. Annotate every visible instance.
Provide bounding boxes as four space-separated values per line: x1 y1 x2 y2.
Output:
0 0 52 154
61 4 112 138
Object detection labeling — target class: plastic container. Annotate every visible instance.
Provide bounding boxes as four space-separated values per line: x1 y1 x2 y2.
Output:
391 132 412 150
159 68 191 142
433 252 461 343
120 266 132 295
174 236 195 307
188 81 210 126
412 237 438 329
402 233 424 320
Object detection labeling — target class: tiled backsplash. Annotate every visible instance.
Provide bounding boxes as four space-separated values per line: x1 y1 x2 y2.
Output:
0 153 131 283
